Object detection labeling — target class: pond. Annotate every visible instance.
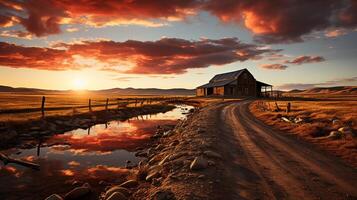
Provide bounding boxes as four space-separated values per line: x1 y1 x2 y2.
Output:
0 104 193 200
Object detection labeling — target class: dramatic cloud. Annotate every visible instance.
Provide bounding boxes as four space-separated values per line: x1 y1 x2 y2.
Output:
277 76 357 90
0 37 276 74
285 55 325 65
259 63 288 70
0 0 199 36
204 0 357 43
0 30 32 39
1 0 357 42
0 42 76 70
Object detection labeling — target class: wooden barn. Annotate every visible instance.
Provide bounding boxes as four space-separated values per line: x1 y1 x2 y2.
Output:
196 68 272 97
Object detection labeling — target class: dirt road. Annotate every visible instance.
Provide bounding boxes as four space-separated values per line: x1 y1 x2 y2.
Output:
208 100 357 200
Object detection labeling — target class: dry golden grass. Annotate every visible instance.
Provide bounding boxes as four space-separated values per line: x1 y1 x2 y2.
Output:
250 95 357 167
188 96 242 107
0 92 179 122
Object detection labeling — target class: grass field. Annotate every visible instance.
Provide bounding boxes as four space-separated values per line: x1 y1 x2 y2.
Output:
250 94 357 166
0 92 182 122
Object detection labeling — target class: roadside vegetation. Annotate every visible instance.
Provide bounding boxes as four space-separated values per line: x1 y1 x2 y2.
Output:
250 94 357 167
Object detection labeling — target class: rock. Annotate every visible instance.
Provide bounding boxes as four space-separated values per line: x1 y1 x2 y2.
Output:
203 151 222 159
158 155 171 166
82 182 91 189
64 186 91 200
155 144 164 150
105 186 131 199
151 189 176 200
152 177 162 187
332 119 340 125
119 180 138 188
190 156 208 170
338 127 351 133
329 131 343 139
169 140 179 146
163 130 173 137
146 170 160 182
106 192 127 200
45 194 63 200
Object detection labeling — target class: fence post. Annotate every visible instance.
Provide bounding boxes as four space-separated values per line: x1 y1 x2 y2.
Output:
105 98 109 111
286 102 291 113
41 96 45 118
89 99 92 112
275 102 281 112
135 99 138 107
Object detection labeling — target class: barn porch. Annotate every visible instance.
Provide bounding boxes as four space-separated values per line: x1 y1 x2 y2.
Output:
257 81 273 97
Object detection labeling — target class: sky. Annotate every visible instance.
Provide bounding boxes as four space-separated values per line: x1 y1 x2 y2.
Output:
0 0 357 91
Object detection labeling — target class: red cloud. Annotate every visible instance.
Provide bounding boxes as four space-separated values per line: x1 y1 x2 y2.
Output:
1 0 199 36
0 42 77 70
1 0 357 42
0 37 276 74
285 56 325 65
259 63 288 70
204 0 357 43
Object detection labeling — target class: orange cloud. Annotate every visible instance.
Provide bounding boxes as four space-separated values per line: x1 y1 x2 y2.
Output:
0 37 276 74
0 0 199 36
285 55 325 65
259 63 288 70
205 0 357 43
1 0 357 42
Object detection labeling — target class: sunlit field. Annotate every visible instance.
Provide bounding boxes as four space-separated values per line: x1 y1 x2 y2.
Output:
250 94 357 166
0 92 181 122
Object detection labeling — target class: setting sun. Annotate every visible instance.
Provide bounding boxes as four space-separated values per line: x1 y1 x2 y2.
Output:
73 78 86 90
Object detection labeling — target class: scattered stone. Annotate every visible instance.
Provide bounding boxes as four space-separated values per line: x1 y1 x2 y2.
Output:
64 186 91 200
45 194 63 200
329 131 343 139
332 119 340 125
170 140 179 146
119 180 138 188
203 151 222 159
105 186 131 199
158 155 171 166
339 127 351 133
146 170 160 182
106 192 127 200
190 156 208 170
152 177 162 187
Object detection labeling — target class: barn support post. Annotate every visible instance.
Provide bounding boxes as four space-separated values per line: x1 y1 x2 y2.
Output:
41 96 45 118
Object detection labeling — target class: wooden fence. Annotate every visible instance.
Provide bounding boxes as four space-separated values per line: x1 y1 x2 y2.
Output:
0 96 186 118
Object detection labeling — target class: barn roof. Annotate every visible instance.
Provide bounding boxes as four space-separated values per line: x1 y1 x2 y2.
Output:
197 79 235 88
210 68 246 83
256 80 272 86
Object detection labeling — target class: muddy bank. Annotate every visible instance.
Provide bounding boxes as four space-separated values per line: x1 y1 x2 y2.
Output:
0 105 175 150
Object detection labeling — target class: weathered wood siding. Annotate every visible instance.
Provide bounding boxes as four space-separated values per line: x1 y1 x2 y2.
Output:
213 86 225 95
236 71 256 97
196 88 205 96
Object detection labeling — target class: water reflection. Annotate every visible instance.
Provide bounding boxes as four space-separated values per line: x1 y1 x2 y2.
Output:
0 105 193 200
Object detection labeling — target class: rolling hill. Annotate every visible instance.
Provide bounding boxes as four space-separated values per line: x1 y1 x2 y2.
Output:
0 85 195 96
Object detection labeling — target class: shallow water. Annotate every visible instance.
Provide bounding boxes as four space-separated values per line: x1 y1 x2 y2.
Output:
0 104 193 200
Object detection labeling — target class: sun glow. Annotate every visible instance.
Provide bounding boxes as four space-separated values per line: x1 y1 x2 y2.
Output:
73 78 87 90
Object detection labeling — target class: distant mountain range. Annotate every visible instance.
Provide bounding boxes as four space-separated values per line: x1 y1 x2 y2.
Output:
287 86 357 95
0 85 195 96
1 85 355 95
